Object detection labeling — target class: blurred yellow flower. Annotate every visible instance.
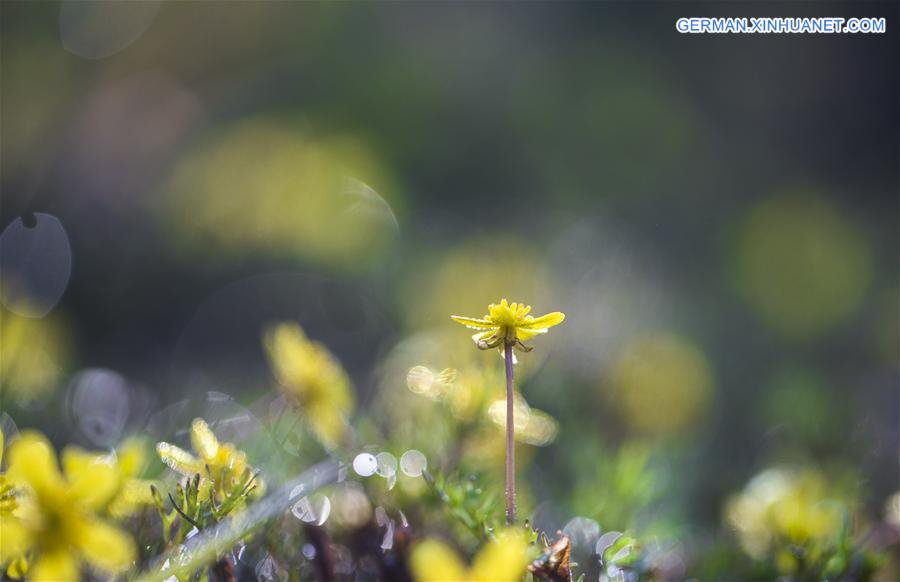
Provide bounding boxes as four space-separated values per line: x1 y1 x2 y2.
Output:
725 467 843 564
411 528 530 581
264 322 355 449
0 427 15 517
451 299 564 356
0 431 135 581
0 307 70 405
106 438 157 519
156 418 262 502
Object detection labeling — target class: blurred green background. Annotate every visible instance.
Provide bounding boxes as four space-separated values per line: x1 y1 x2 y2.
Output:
1 1 897 577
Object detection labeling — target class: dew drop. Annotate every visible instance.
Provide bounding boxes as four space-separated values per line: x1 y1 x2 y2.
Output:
291 494 331 525
399 449 427 478
375 452 397 478
353 453 378 477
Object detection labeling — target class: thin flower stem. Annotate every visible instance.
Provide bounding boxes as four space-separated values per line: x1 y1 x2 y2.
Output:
504 342 516 525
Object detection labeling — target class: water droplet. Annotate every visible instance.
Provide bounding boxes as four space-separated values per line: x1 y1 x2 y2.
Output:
291 494 331 525
375 452 397 478
353 453 378 477
399 449 427 478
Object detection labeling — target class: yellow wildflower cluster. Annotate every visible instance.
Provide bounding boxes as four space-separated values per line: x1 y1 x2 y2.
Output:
410 528 531 581
725 467 845 571
264 322 355 449
0 431 136 581
156 418 263 503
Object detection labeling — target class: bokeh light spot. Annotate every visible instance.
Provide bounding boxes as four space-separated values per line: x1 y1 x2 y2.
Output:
0 213 72 318
291 494 331 526
161 118 400 270
59 0 161 60
605 333 713 436
735 189 871 340
65 368 132 447
399 449 427 477
352 453 378 478
375 452 398 478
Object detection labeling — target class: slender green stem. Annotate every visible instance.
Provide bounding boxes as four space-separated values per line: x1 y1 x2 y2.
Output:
504 342 516 524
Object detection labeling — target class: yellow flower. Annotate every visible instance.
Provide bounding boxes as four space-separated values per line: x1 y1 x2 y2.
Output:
0 427 16 517
0 307 70 405
451 299 565 356
725 467 843 562
0 431 135 581
264 322 355 449
106 438 157 519
156 418 262 502
411 528 530 581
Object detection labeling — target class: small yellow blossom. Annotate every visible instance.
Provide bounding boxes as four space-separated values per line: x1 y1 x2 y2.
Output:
156 418 263 502
411 528 530 581
0 431 135 581
451 299 564 356
264 322 355 449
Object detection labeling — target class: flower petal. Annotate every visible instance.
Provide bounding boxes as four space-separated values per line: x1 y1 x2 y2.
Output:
515 327 546 342
520 311 565 330
471 528 529 581
0 515 31 563
450 316 497 330
6 431 64 497
28 549 78 582
73 517 136 574
156 442 203 475
116 438 148 478
410 539 468 581
109 479 156 519
190 418 220 462
62 447 120 510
